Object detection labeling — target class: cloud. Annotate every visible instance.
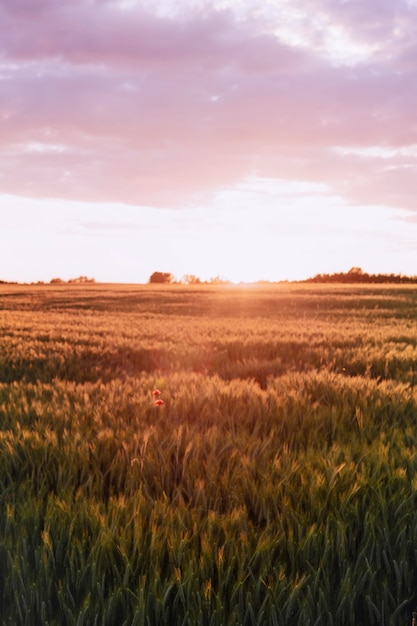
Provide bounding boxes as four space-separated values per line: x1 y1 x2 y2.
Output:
1 0 417 211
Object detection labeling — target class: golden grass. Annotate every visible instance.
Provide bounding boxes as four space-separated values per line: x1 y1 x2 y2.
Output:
0 283 416 624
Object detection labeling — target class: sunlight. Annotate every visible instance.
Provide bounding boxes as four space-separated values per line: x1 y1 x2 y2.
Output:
1 185 416 284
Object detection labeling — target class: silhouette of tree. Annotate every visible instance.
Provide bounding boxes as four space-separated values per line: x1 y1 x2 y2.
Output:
304 270 417 284
68 276 96 284
182 274 201 284
209 275 232 285
149 272 173 284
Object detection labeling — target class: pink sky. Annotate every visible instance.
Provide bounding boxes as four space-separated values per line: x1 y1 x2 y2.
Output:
1 0 417 283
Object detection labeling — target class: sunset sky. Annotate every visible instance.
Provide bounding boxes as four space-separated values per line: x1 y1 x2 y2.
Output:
1 0 417 284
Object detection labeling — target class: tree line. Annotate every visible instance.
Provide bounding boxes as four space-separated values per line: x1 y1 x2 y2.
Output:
303 267 417 284
148 272 231 285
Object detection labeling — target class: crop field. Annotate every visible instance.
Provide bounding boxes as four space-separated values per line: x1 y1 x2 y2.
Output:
1 282 417 625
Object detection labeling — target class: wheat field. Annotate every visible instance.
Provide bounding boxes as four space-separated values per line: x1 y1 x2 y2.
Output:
1 283 417 625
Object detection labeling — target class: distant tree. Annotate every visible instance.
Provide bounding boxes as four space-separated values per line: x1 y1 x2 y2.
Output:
182 274 201 285
50 277 64 284
303 269 417 284
149 272 173 284
209 275 231 285
68 276 96 284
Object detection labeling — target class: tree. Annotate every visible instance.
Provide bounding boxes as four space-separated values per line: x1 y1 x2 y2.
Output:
68 276 96 284
182 274 201 284
209 275 231 285
148 272 173 284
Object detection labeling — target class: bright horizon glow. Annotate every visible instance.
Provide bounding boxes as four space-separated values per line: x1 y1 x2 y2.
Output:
1 0 417 284
2 192 416 284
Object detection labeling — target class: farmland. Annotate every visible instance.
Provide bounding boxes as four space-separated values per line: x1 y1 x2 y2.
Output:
1 283 417 625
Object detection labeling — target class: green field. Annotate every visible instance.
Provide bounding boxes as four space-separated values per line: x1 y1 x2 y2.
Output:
1 283 417 625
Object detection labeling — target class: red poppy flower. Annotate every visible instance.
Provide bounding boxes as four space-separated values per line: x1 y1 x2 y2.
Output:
152 389 161 396
154 399 165 406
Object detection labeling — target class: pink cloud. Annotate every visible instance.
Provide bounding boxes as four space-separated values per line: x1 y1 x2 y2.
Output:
331 0 416 56
1 0 417 211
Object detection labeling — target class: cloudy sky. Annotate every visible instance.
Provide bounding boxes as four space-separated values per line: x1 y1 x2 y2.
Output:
1 0 417 283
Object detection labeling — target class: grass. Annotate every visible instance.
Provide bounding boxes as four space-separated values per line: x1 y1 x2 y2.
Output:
0 282 417 624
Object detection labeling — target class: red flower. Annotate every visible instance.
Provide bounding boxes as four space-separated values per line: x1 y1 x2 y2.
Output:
152 389 161 396
154 399 165 407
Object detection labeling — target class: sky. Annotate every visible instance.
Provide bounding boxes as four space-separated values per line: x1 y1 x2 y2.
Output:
1 0 417 284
